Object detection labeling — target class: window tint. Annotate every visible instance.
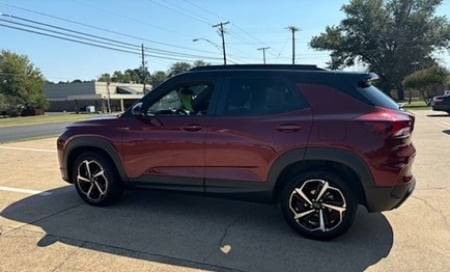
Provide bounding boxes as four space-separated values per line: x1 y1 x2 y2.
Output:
357 85 399 110
147 83 214 116
223 78 306 116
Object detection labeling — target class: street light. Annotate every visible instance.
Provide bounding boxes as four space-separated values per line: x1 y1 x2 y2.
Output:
193 38 221 49
193 38 224 64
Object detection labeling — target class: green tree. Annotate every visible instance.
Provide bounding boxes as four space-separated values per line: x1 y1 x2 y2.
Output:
98 66 150 84
98 73 111 82
0 50 47 114
167 62 192 76
193 60 209 67
310 0 450 100
138 66 151 84
150 70 167 87
403 65 449 105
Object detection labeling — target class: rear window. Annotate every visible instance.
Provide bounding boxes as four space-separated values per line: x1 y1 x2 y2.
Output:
357 85 400 110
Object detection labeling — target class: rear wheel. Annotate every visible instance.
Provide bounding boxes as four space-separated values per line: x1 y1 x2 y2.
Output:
280 170 357 240
72 152 123 206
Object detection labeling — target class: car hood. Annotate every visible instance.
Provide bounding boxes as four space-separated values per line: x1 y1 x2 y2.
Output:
66 115 120 128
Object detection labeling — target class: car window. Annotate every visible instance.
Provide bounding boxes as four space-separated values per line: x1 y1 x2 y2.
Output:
357 85 400 110
146 82 214 116
223 78 307 116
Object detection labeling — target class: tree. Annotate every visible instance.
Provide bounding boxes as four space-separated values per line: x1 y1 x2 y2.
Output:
98 66 150 84
403 65 449 105
0 50 47 115
98 73 111 82
193 60 209 67
310 0 450 100
167 62 192 77
150 70 167 87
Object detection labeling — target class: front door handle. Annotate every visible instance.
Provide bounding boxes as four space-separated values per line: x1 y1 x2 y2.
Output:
183 124 202 132
277 124 301 133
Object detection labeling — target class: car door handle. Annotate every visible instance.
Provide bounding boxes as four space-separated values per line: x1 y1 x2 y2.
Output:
277 124 301 133
183 124 202 132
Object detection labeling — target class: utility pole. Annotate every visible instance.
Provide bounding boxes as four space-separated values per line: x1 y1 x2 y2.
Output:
212 21 229 65
106 81 111 114
141 43 146 93
257 47 270 64
287 26 300 64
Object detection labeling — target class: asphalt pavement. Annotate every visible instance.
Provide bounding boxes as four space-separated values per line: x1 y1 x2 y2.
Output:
0 122 72 143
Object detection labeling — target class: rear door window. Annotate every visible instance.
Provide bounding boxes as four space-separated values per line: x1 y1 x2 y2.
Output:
220 78 308 116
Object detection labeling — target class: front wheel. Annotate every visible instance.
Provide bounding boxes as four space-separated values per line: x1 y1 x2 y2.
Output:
280 170 357 240
72 152 123 206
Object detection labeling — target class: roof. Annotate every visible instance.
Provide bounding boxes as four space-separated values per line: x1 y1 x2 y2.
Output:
190 64 325 71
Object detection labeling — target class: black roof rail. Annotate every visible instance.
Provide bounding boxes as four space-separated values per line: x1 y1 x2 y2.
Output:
190 64 325 71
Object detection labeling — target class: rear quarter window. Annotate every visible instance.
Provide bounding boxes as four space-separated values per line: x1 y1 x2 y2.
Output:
357 85 400 110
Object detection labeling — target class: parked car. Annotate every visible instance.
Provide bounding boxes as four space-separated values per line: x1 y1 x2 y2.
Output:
431 93 450 114
57 64 416 240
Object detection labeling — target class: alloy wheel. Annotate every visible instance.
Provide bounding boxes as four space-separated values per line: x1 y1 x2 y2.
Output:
76 159 108 203
288 179 347 232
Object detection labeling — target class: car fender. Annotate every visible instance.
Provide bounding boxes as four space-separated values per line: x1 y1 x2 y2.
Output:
64 136 127 182
267 147 374 192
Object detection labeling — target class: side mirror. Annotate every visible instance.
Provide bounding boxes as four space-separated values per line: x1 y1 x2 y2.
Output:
131 102 144 117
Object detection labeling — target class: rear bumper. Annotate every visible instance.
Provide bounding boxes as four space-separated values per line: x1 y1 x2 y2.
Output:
432 105 450 112
364 177 416 212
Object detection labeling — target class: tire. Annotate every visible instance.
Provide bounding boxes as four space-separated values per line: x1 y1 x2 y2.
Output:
280 170 357 240
72 152 124 206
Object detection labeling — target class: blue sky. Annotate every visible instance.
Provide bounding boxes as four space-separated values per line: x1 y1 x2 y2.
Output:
1 0 449 82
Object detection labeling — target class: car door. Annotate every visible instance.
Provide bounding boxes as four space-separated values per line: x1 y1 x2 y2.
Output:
204 76 313 193
122 79 219 192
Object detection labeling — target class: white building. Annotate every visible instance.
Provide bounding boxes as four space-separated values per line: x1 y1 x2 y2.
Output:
43 81 150 112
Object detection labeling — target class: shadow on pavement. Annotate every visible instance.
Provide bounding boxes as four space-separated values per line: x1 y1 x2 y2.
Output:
426 113 450 117
1 186 394 272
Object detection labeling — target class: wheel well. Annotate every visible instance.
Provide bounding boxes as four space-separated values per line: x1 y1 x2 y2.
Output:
273 160 367 207
67 147 116 183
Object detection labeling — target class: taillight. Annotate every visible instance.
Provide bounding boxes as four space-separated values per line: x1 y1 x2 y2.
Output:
364 120 413 138
359 108 415 138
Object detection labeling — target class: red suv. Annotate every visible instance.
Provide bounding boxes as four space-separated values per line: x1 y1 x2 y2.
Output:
57 65 416 240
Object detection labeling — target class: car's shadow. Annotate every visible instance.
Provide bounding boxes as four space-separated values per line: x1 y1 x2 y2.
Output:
426 113 449 117
1 186 394 272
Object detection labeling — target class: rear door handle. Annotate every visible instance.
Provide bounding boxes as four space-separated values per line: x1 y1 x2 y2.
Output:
183 124 202 132
277 124 301 133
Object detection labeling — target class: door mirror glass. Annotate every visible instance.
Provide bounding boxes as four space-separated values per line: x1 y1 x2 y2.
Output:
131 102 143 117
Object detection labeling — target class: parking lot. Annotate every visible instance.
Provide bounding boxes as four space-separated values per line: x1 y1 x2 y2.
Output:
0 109 449 272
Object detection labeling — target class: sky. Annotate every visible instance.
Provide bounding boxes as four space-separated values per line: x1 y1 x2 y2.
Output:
1 0 449 82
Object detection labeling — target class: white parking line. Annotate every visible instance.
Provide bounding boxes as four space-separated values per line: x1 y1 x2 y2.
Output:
0 186 52 196
0 146 56 153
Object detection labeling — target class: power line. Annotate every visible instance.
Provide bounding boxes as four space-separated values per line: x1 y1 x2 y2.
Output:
0 12 223 62
148 0 211 25
73 0 197 38
0 14 141 51
0 2 220 56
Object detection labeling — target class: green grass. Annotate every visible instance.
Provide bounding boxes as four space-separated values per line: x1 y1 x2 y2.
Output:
0 113 95 128
401 99 430 110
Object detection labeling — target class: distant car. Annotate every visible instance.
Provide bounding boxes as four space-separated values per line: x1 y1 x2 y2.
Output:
57 64 416 240
431 94 450 114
